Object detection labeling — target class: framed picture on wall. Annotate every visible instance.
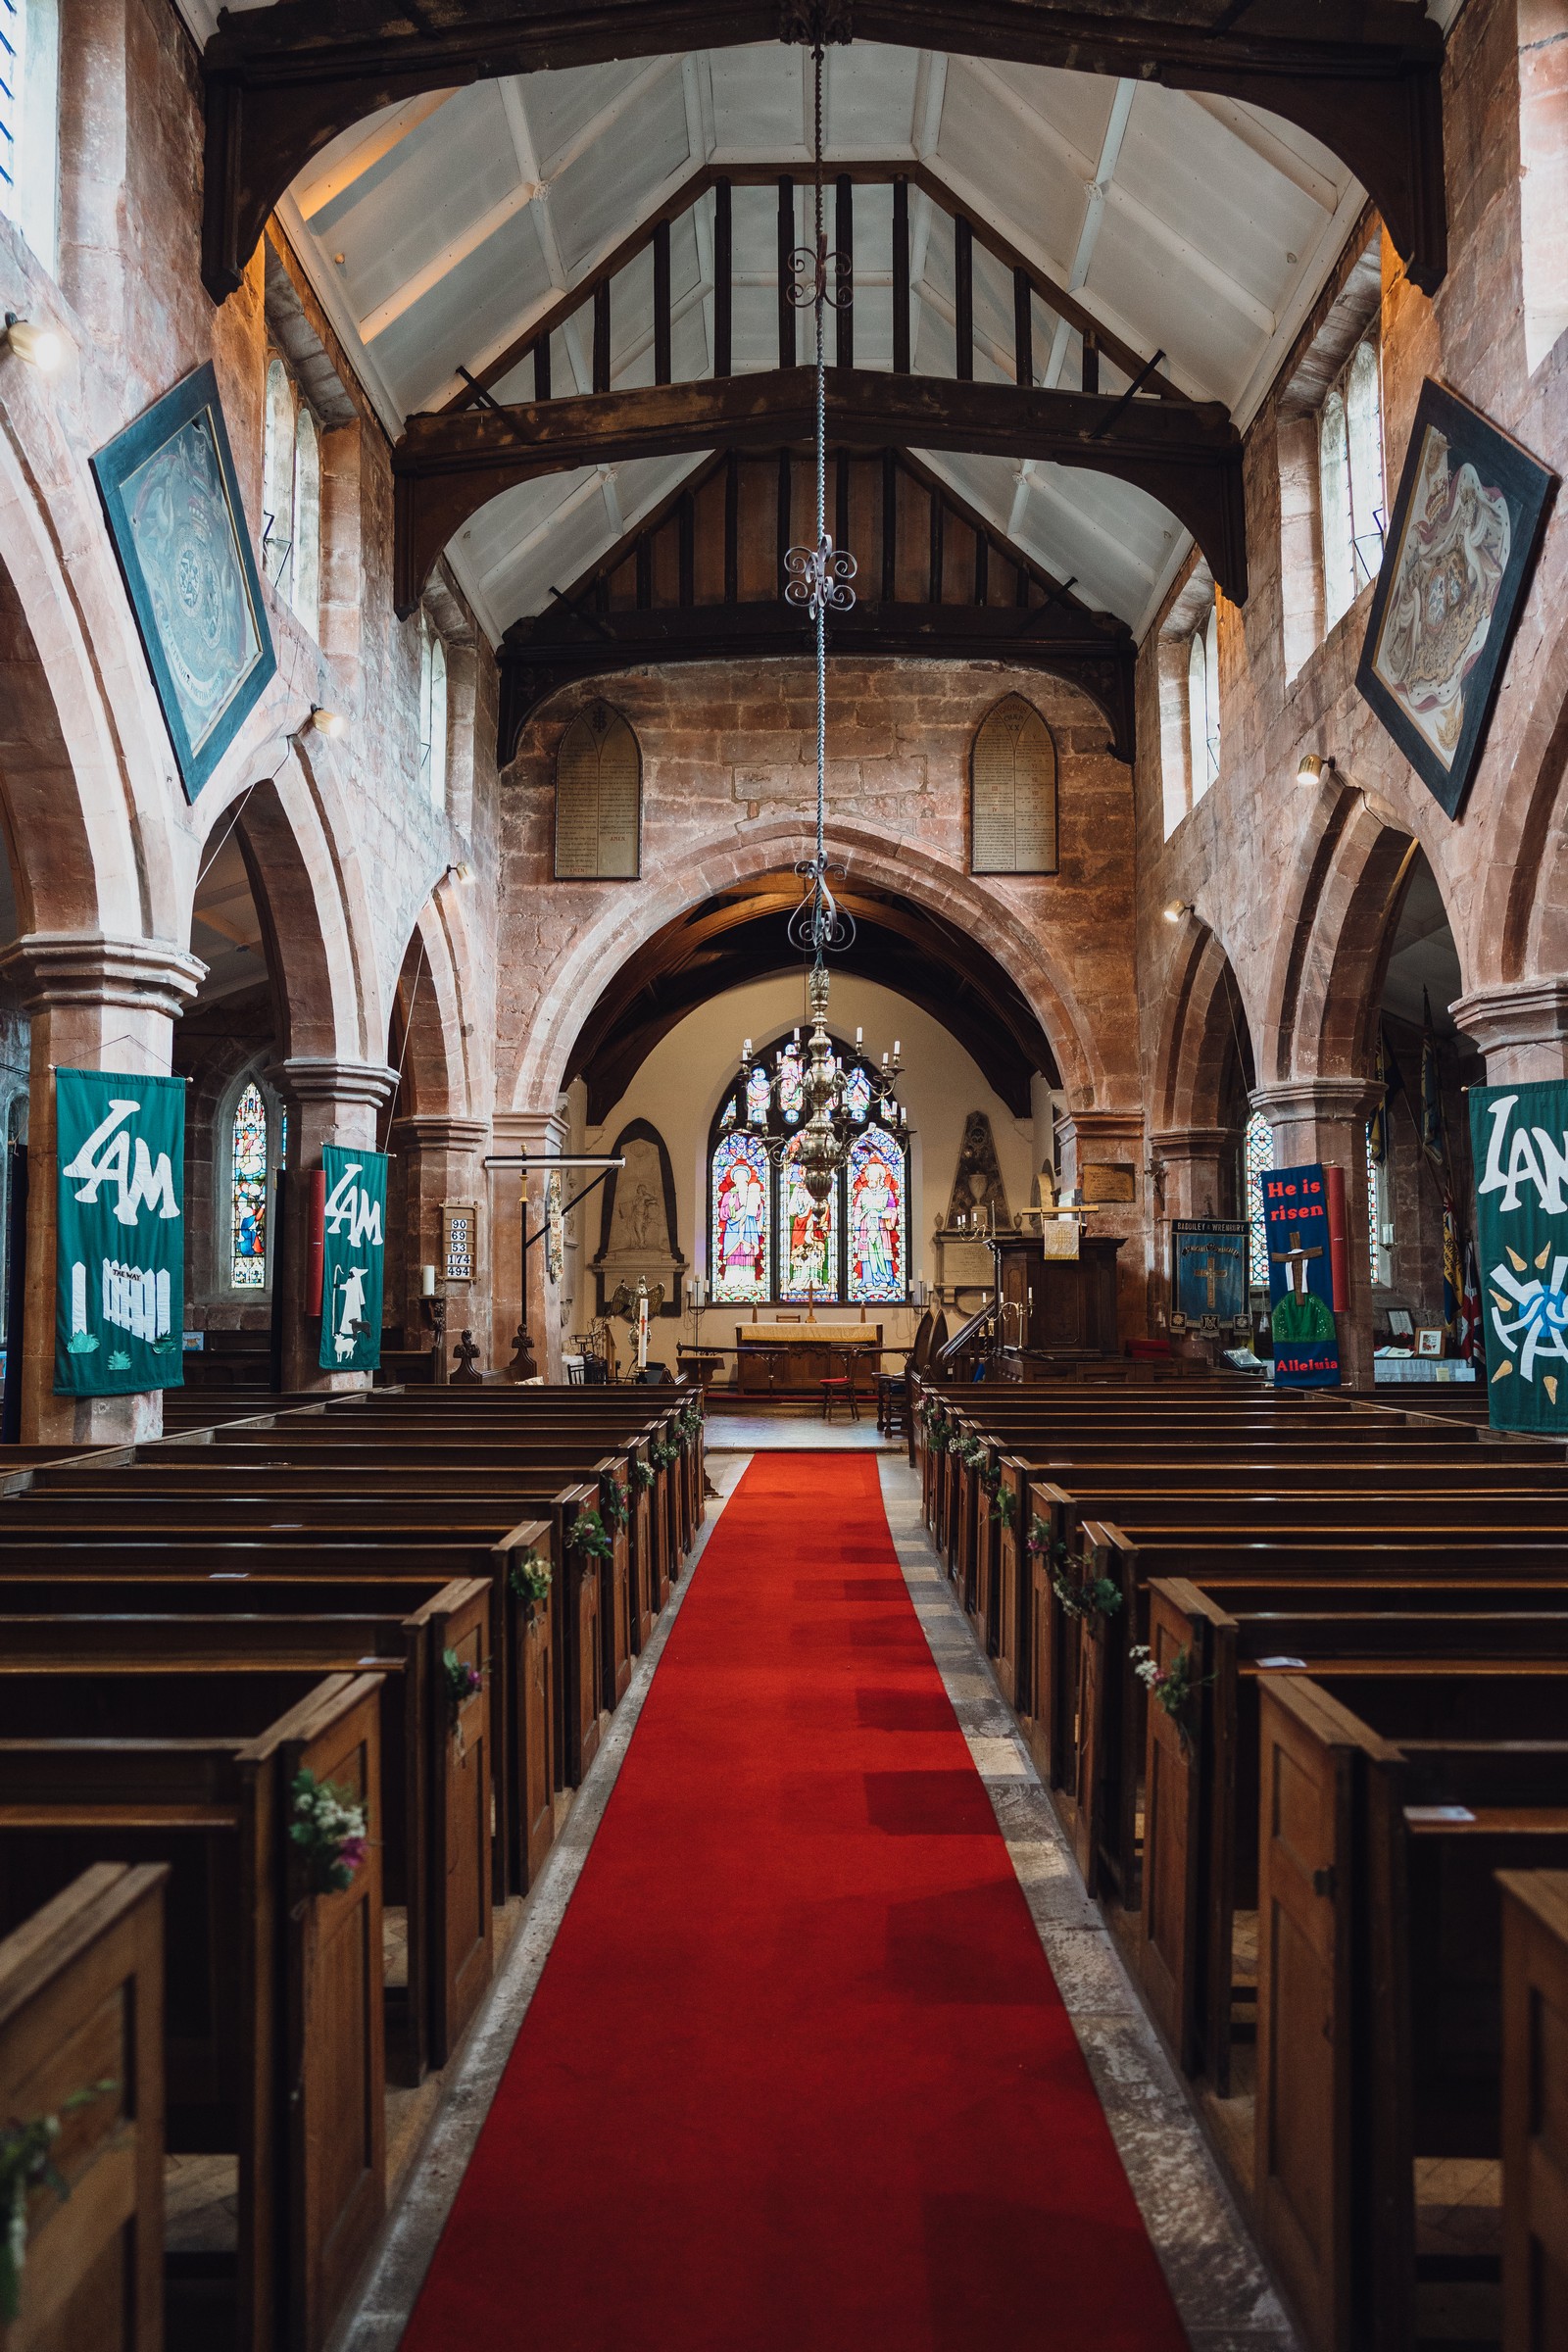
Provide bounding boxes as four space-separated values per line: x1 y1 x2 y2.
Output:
1356 378 1557 820
91 364 276 803
1415 1325 1446 1358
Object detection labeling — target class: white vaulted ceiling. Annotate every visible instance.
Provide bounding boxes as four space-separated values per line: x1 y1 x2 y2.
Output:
259 40 1367 644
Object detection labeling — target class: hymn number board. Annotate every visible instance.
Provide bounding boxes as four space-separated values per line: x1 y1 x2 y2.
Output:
554 702 641 879
969 696 1058 877
441 1202 476 1284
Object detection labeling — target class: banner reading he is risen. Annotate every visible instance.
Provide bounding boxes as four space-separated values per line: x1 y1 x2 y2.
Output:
318 1143 387 1373
55 1068 186 1396
1470 1081 1568 1434
1262 1160 1341 1388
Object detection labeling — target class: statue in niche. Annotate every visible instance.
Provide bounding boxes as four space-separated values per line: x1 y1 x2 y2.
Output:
942 1112 1011 1234
593 1119 685 1315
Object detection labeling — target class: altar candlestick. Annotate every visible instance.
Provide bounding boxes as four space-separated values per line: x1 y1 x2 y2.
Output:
420 1263 436 1297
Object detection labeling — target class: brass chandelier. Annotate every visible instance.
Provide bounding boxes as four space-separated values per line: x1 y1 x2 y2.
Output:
736 32 905 1206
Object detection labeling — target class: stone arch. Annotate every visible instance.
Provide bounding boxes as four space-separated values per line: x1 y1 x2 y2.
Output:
1475 620 1568 987
0 419 182 940
1283 797 1427 1082
509 818 1109 1118
1152 911 1255 1133
1256 777 1358 1085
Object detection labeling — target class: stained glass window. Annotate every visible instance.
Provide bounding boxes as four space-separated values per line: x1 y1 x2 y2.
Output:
746 1066 769 1125
1366 1122 1383 1285
231 1081 269 1289
845 1065 871 1121
711 1133 769 1302
777 1045 804 1124
779 1142 839 1302
849 1126 905 1303
1245 1109 1273 1290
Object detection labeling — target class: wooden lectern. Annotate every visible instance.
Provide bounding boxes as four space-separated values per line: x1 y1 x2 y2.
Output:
992 1229 1123 1367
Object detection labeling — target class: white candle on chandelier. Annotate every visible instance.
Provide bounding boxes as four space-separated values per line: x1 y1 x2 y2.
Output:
894 1039 901 1059
793 1027 800 1043
744 1039 752 1057
856 1026 862 1046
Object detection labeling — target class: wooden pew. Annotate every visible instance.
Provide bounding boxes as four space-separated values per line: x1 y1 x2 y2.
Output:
0 1864 167 2352
0 1666 384 2352
1253 1671 1568 2352
1498 1869 1568 2351
0 1589 492 2082
1139 1575 1568 2088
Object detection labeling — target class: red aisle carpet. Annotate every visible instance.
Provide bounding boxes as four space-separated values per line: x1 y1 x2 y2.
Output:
402 1454 1189 2351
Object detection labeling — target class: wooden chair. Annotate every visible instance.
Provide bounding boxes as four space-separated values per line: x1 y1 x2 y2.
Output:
820 1365 859 1423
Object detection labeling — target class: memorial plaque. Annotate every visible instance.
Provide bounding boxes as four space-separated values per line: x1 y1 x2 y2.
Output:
441 1202 477 1284
555 701 641 878
970 696 1057 875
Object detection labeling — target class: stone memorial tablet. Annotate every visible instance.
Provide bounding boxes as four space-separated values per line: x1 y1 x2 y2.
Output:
970 696 1057 875
555 701 641 879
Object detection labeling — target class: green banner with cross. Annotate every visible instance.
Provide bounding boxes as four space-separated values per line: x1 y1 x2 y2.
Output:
54 1068 186 1396
1470 1080 1568 1435
318 1143 387 1373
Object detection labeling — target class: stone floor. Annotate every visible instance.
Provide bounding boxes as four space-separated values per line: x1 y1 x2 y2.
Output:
329 1437 1298 2352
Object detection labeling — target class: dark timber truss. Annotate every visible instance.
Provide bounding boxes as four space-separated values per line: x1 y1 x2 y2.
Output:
497 447 1137 766
199 2 1447 306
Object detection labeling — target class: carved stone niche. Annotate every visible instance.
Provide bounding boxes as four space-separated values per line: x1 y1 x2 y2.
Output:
592 1119 685 1315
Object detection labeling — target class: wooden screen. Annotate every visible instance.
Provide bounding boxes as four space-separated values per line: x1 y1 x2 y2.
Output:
554 701 641 878
969 695 1057 875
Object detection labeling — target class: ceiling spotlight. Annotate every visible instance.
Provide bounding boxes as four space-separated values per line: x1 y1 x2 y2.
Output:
309 705 348 740
1297 751 1329 786
2 313 65 372
1162 900 1193 924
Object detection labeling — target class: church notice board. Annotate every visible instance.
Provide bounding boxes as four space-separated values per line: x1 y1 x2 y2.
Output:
1470 1079 1568 1434
555 702 641 879
1263 1162 1340 1387
969 696 1057 876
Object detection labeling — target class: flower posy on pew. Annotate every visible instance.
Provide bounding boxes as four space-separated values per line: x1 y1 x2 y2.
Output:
509 1547 552 1604
0 2081 118 2321
290 1769 368 1894
1129 1644 1210 1755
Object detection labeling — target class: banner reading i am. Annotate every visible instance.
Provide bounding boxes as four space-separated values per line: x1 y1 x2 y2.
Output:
55 1068 186 1396
1470 1081 1568 1434
318 1143 387 1373
1262 1160 1341 1388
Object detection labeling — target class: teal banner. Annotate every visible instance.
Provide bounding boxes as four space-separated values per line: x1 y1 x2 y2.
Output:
55 1069 185 1396
318 1144 387 1372
1470 1081 1568 1434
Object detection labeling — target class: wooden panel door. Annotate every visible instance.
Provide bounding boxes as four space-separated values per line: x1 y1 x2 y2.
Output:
1500 1869 1568 2352
1139 1586 1207 2075
632 1475 655 1645
521 1600 555 1888
1254 1679 1360 2352
430 1588 494 2064
283 1677 386 2352
0 1864 167 2352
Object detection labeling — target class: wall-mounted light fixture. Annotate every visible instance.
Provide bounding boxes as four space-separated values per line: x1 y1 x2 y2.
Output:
445 861 474 886
308 706 348 740
1297 751 1330 786
2 313 65 372
1162 900 1194 924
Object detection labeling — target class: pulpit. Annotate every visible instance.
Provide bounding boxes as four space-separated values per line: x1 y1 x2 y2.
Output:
992 1231 1122 1365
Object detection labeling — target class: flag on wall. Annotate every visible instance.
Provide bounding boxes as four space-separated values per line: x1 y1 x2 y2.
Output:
1368 1028 1404 1168
1469 1081 1568 1433
1457 1234 1482 1363
1420 991 1446 1171
318 1144 387 1373
54 1069 185 1396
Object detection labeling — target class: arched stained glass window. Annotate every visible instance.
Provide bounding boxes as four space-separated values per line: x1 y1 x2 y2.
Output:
849 1125 906 1304
777 1044 805 1124
1346 339 1385 593
262 359 295 597
1319 387 1354 627
708 1036 909 1305
418 611 448 808
711 1133 769 1303
231 1081 270 1289
1244 1109 1274 1290
780 1142 838 1302
291 406 320 636
1187 628 1207 805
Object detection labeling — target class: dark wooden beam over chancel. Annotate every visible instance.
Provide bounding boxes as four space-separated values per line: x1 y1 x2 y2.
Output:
495 442 1137 763
392 366 1247 615
200 2 1446 305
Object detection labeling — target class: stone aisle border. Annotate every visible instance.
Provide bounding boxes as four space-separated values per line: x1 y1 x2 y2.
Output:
876 1454 1302 2352
327 1452 755 2352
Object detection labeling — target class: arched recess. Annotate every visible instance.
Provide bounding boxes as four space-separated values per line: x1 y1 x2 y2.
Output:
385 899 472 1124
1476 621 1568 986
510 817 1107 1119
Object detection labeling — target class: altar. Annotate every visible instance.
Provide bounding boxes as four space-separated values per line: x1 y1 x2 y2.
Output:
732 1324 882 1396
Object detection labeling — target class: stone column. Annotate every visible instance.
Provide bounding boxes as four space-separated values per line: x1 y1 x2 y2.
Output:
1250 1077 1377 1389
0 932 205 1446
489 1107 567 1383
392 1113 490 1382
1055 1107 1147 1343
272 1056 397 1395
1450 981 1568 1085
1149 1123 1237 1336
